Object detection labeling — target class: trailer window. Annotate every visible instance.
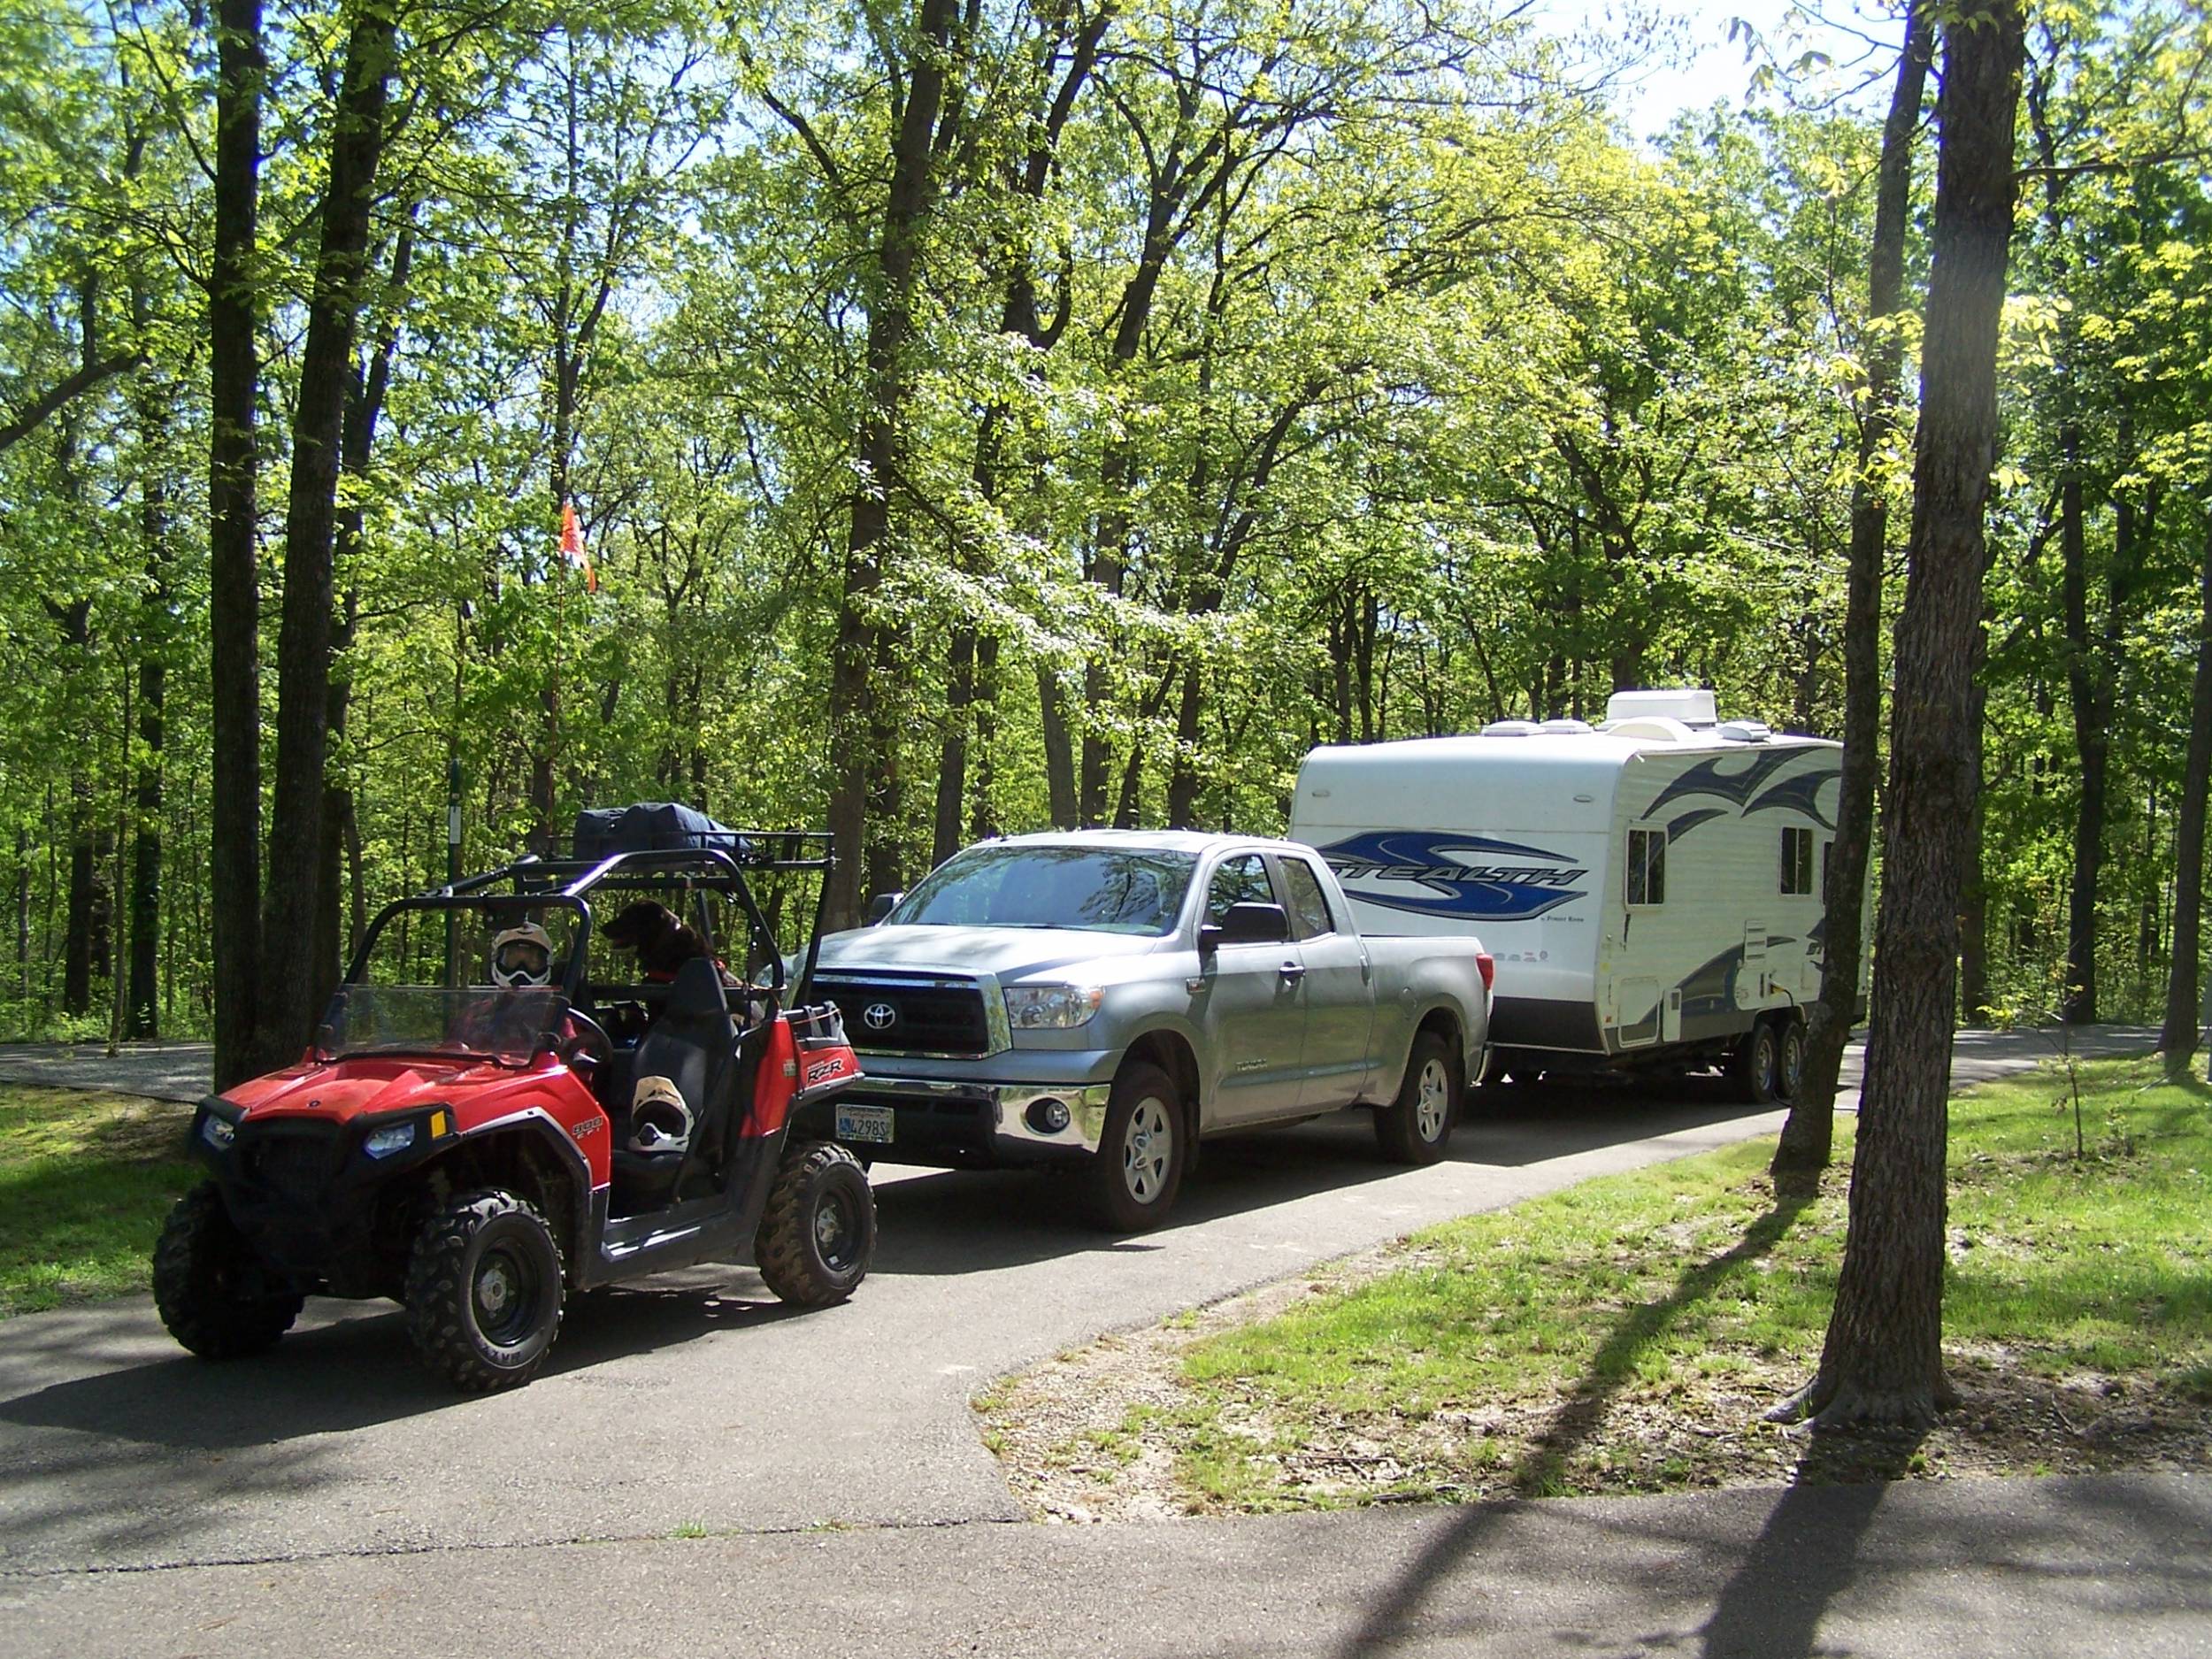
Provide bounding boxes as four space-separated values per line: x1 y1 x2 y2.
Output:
1626 828 1666 906
1279 857 1338 938
1781 827 1814 895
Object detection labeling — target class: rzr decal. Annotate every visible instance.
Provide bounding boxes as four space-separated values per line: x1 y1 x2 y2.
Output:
1640 749 1802 822
803 1056 854 1087
1317 830 1587 922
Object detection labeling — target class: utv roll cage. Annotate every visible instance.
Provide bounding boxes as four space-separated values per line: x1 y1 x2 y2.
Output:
343 830 837 1011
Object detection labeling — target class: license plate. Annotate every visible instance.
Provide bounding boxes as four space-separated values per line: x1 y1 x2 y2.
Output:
835 1104 895 1144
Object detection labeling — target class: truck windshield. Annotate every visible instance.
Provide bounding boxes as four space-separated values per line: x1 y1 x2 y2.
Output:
890 847 1196 936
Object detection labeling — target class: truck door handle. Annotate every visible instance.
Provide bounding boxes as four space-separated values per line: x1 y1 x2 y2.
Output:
1279 961 1306 983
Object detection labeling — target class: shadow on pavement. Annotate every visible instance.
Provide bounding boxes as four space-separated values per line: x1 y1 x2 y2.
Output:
0 1279 787 1452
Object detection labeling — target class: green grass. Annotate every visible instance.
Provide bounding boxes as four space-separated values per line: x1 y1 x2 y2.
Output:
0 1086 199 1316
1156 1057 2212 1509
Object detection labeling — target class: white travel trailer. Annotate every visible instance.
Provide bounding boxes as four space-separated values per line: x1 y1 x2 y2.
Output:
1287 689 1864 1103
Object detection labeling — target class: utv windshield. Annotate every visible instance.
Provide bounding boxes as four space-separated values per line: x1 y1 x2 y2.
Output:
318 985 569 1066
888 846 1197 936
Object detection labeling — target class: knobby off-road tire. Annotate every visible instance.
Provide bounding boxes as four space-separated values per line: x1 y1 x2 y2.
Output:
152 1181 303 1359
404 1188 565 1393
757 1141 875 1307
1082 1061 1187 1233
1733 1018 1784 1106
1375 1030 1462 1165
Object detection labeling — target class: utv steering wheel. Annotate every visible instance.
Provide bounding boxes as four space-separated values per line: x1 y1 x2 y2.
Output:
557 1010 614 1070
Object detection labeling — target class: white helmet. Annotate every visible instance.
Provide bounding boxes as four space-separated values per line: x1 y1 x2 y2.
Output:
488 923 555 988
628 1075 693 1156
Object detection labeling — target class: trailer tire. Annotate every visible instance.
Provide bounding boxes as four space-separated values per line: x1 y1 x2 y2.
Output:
404 1188 565 1393
1776 1017 1807 1102
1732 1020 1783 1106
1376 1031 1461 1164
1083 1062 1187 1233
153 1182 303 1360
757 1141 875 1307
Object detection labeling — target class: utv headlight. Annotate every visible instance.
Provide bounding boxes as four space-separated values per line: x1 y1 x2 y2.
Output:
1002 984 1104 1030
362 1122 418 1159
200 1114 237 1151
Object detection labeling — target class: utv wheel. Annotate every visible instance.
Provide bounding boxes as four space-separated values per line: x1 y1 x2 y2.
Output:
404 1189 565 1393
757 1141 875 1307
1733 1020 1783 1106
1083 1062 1187 1233
153 1181 303 1359
1376 1030 1462 1165
1775 1018 1807 1102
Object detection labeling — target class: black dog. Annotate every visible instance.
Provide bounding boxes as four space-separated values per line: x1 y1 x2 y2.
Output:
601 899 713 983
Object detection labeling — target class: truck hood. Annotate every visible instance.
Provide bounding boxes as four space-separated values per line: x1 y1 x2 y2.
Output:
222 1056 515 1123
810 924 1162 982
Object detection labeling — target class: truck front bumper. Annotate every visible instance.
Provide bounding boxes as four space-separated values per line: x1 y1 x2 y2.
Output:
791 1067 1115 1169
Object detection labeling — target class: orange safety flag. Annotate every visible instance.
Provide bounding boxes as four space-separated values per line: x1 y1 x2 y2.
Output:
559 500 599 593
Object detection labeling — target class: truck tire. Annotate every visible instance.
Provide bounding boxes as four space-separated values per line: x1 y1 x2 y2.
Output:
1083 1062 1187 1233
757 1141 875 1307
1375 1030 1461 1164
1776 1017 1807 1102
1732 1019 1783 1106
153 1181 303 1359
404 1188 565 1393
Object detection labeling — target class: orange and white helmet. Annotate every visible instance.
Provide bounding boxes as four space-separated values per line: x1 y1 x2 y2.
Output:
628 1075 693 1156
488 923 555 988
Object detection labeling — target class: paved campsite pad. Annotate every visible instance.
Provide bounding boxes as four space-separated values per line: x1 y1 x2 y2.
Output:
0 1028 2157 1578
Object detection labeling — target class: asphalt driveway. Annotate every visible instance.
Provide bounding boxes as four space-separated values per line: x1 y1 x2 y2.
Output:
0 1026 2156 1578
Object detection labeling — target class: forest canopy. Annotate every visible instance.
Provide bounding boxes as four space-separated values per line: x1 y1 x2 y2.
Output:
0 0 2207 1062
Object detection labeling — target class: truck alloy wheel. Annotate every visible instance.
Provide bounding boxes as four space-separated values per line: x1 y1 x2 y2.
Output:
153 1181 303 1360
1084 1061 1187 1233
1376 1031 1461 1165
404 1188 565 1393
757 1141 876 1307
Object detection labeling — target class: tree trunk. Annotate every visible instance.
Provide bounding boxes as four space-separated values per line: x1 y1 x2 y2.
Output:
1039 665 1078 828
208 0 265 1091
127 434 167 1040
1773 2 1931 1193
1775 0 2022 1430
934 626 976 870
970 634 1000 842
2161 512 2212 1071
1958 604 1993 1020
823 0 962 931
252 3 396 1071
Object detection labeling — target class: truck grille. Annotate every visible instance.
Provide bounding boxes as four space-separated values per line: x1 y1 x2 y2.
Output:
811 976 994 1058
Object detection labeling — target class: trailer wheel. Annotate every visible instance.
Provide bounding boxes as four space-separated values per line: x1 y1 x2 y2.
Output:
1732 1020 1783 1106
1376 1031 1461 1164
1082 1062 1187 1233
1776 1018 1807 1102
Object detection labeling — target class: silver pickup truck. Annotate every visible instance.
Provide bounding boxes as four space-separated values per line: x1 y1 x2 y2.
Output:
792 830 1494 1229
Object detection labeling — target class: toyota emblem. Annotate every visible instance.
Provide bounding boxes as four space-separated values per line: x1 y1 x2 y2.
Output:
863 1002 897 1031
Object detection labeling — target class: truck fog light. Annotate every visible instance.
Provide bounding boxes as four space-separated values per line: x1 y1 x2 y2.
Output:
1025 1098 1071 1135
363 1122 418 1159
201 1114 237 1151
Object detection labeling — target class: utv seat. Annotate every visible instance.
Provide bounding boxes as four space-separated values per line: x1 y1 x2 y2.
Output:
609 957 734 1217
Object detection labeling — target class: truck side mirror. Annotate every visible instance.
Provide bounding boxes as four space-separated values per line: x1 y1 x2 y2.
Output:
1200 902 1290 951
865 891 903 926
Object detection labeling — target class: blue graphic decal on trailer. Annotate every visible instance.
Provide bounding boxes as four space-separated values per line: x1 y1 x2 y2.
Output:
1316 830 1588 922
1746 769 1842 830
1640 749 1801 822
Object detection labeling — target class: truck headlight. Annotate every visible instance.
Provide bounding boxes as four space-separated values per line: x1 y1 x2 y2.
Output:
362 1122 418 1159
1002 984 1104 1030
201 1113 237 1151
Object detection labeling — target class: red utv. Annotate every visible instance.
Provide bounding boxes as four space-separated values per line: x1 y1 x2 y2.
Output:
154 807 873 1392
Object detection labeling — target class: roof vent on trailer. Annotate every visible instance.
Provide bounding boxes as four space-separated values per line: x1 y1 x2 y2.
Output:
1604 688 1717 727
1538 718 1595 735
1480 719 1540 737
1717 719 1772 743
